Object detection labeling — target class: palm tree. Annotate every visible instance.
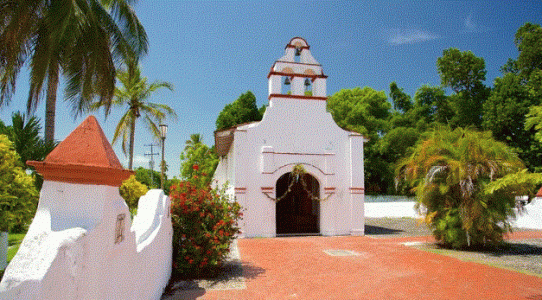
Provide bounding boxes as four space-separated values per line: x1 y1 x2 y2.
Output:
184 133 203 152
396 126 525 248
92 61 176 170
0 0 148 142
1 112 58 191
0 111 57 168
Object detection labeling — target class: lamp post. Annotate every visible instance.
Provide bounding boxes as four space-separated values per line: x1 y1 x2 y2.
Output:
159 123 168 190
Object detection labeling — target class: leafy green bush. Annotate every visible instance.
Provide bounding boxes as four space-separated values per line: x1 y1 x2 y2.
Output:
119 175 148 215
0 135 38 233
170 165 242 278
397 127 525 249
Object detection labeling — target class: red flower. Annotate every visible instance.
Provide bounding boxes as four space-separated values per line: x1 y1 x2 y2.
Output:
193 165 199 170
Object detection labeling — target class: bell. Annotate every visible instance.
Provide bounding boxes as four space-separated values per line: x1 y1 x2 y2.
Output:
304 78 311 86
284 77 291 85
295 47 301 56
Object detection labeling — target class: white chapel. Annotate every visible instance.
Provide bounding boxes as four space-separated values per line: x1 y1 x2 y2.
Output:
213 37 366 237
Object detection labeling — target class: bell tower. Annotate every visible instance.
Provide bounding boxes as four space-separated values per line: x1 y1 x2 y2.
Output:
267 37 327 102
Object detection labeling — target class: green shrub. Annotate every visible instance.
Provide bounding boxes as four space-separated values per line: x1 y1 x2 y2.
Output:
170 165 242 278
0 135 38 233
397 127 525 249
119 175 148 216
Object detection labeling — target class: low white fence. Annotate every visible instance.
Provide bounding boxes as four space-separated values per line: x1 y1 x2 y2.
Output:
365 195 542 230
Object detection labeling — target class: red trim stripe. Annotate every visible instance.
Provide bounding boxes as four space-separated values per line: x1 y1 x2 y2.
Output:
268 94 327 101
267 71 327 79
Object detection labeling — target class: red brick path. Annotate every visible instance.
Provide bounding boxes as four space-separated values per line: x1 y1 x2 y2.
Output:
182 232 542 299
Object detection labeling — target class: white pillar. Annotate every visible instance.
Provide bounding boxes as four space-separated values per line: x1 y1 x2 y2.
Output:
268 75 281 95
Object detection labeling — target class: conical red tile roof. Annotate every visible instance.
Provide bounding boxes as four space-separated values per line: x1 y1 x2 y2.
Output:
537 186 542 198
28 116 133 186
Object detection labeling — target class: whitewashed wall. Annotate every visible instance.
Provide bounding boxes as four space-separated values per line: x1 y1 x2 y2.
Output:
0 183 172 300
512 198 542 230
215 96 365 237
364 197 542 230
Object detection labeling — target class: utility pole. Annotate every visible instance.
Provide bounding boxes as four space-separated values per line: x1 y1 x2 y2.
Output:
144 143 159 187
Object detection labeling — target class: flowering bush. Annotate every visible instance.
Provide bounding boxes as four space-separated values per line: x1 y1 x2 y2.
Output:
170 165 242 278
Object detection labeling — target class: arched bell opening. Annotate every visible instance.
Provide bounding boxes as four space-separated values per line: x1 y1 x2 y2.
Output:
281 76 292 95
275 172 320 235
304 77 312 96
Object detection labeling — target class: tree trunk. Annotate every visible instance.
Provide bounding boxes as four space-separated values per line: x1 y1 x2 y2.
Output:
0 231 7 270
128 116 136 170
44 66 59 143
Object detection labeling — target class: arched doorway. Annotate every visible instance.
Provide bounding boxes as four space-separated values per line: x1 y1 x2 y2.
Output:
276 172 320 234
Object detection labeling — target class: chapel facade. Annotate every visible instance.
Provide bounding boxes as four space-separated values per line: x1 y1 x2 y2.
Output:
213 37 366 237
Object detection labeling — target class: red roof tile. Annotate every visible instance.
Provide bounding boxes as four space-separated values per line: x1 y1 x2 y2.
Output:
28 116 132 186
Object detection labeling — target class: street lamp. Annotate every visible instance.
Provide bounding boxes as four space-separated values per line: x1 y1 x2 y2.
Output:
159 123 168 190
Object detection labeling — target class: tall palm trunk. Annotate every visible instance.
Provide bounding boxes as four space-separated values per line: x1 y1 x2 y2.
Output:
44 65 59 143
128 115 136 170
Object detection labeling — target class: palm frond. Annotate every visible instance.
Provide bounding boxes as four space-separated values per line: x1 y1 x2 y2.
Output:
0 0 43 107
111 109 134 155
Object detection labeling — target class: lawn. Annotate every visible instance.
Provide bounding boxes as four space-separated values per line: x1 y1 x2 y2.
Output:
7 233 25 263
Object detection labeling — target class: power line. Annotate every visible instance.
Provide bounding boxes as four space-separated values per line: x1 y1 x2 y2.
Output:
144 143 159 186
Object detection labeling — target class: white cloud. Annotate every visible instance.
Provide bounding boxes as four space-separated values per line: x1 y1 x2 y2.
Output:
387 29 439 45
463 11 490 33
464 12 476 32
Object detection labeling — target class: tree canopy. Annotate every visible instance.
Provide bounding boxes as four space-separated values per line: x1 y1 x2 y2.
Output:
483 23 542 171
215 91 263 131
327 86 390 138
437 48 489 128
389 81 413 113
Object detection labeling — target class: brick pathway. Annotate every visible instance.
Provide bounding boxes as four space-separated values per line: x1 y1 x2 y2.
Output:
167 231 542 300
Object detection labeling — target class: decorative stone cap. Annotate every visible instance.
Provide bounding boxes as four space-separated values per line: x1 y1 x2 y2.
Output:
27 116 133 186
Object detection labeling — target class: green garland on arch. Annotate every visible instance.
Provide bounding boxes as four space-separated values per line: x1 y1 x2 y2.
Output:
263 164 333 202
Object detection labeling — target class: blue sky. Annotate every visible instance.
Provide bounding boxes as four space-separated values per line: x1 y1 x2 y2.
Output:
1 1 542 178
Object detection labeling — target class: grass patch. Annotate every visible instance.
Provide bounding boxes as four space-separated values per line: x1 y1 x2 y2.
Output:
1 233 26 281
7 233 25 263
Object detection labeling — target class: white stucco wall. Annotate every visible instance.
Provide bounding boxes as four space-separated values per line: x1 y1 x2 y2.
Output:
215 38 366 238
0 182 172 300
215 95 365 238
365 199 542 230
512 198 542 230
364 201 423 218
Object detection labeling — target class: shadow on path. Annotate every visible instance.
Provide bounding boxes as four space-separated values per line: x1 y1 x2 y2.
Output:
364 225 404 235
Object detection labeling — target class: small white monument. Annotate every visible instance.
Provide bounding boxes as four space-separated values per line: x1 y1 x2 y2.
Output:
0 116 172 300
214 37 367 237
